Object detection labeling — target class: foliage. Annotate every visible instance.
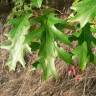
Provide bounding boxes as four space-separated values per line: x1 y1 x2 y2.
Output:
71 0 96 27
1 15 31 70
1 0 96 79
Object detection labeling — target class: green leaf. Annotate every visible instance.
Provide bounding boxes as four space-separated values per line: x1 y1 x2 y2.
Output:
71 23 96 69
39 30 58 80
1 15 31 70
32 0 43 8
47 13 67 25
71 0 96 27
47 13 70 45
50 25 70 45
31 12 71 79
78 23 93 44
56 46 72 64
72 42 88 70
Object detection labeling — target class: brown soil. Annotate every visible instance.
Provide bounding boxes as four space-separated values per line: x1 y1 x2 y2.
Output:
1 14 96 96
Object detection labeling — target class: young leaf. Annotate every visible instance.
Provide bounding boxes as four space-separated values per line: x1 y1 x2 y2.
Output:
1 15 31 70
39 30 58 80
71 0 96 27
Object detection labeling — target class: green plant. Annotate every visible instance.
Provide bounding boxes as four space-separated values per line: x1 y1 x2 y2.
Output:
1 0 96 80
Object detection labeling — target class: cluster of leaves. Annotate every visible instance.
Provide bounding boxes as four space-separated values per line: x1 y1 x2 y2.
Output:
1 0 96 79
70 0 96 70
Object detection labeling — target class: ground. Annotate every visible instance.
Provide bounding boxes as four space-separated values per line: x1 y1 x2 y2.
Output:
1 14 96 96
